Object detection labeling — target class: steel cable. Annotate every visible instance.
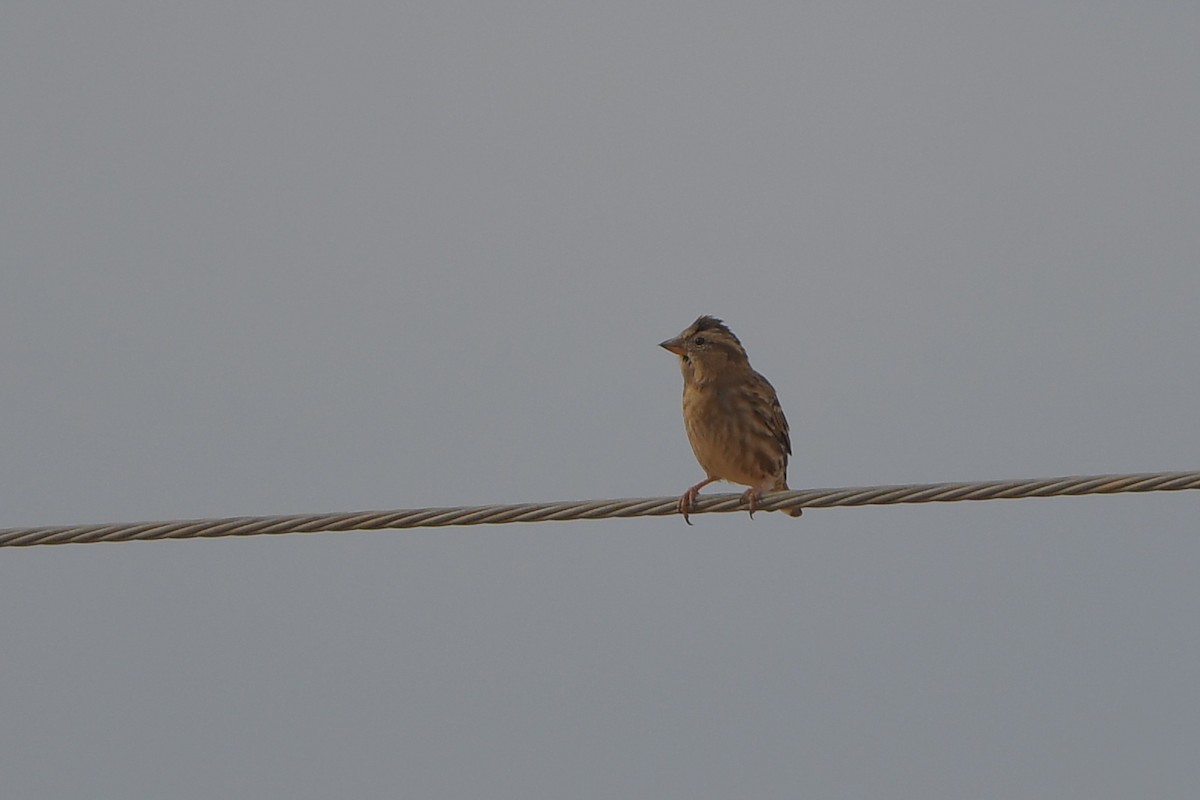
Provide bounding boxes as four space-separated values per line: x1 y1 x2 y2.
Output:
1 470 1196 547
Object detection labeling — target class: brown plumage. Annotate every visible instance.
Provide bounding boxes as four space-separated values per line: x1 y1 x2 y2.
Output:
660 315 803 523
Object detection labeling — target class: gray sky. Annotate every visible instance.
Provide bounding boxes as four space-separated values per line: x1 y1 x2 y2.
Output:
2 3 1198 797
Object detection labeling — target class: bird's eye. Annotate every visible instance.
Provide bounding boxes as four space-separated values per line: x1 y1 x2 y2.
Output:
693 336 706 346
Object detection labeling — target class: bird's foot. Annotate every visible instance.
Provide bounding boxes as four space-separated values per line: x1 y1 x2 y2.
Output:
677 479 715 525
740 487 760 519
678 488 699 526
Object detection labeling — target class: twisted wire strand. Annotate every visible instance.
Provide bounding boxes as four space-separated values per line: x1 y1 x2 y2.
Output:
1 470 1196 548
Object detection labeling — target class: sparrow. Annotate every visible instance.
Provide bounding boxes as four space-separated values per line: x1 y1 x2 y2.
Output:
660 315 803 523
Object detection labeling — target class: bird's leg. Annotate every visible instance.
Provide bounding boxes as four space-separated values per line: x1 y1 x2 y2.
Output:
739 487 761 519
678 478 716 525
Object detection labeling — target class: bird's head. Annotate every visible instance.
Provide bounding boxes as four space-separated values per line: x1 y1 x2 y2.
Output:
659 315 750 384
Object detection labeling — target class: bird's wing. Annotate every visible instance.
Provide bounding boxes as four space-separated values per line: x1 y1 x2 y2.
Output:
748 371 792 457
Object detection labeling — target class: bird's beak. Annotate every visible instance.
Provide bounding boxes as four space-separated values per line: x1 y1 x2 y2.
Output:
659 336 686 356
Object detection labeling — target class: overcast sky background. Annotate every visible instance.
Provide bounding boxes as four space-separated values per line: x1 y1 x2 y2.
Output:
2 3 1198 798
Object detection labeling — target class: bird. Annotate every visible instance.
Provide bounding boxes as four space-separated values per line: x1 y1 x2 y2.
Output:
660 315 802 524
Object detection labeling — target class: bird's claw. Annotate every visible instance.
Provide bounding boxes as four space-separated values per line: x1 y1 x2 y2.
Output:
677 490 698 525
740 488 759 519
